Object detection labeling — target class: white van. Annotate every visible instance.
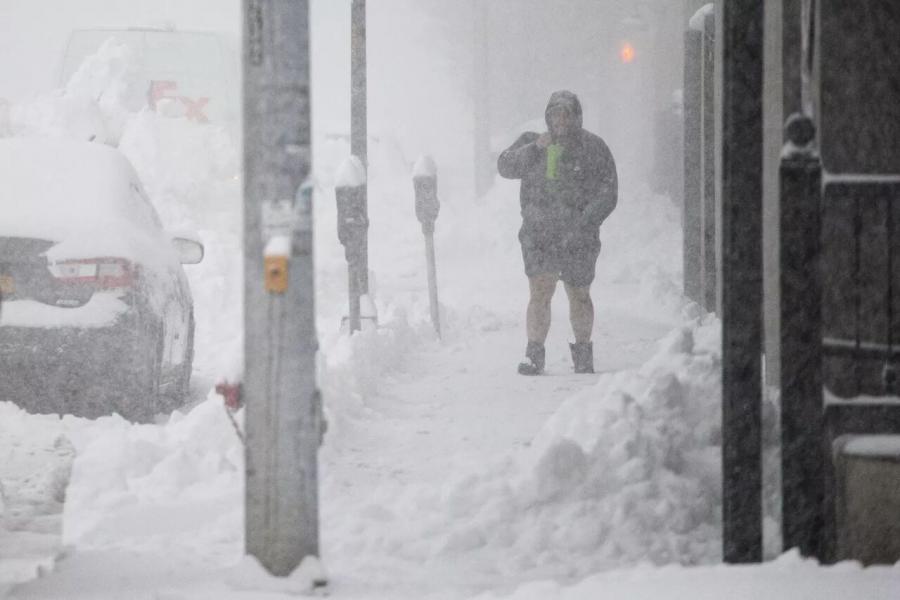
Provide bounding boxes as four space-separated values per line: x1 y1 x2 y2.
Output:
60 27 238 129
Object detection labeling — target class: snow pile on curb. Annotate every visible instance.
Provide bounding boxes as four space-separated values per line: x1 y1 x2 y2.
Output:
327 317 722 583
54 307 441 569
516 319 722 569
61 395 243 563
319 306 441 442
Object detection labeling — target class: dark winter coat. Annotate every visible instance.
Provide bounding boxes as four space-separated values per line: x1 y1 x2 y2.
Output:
497 91 618 285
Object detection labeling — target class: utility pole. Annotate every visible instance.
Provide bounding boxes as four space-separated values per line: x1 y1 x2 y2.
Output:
473 0 493 199
243 0 322 577
351 0 370 297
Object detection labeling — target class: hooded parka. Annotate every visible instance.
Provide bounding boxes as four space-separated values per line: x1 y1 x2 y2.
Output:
497 90 618 287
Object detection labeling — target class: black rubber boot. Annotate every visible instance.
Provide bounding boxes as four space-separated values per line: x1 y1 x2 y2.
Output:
517 341 545 376
570 341 594 374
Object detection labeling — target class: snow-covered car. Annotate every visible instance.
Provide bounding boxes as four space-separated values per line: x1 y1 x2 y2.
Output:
0 138 203 422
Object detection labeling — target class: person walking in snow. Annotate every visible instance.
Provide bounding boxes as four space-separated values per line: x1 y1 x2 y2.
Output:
497 90 618 375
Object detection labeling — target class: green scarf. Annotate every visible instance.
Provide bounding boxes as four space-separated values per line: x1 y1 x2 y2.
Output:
546 143 563 180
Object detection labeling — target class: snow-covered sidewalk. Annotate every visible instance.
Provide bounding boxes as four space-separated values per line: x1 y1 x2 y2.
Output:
471 553 900 600
0 410 75 595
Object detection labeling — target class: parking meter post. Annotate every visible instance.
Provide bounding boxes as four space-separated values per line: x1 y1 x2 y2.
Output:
424 230 440 338
335 184 363 333
335 156 368 334
243 0 322 579
413 156 441 337
351 0 371 303
346 256 361 333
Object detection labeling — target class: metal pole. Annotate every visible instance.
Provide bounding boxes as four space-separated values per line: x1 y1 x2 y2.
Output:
335 156 367 334
351 0 369 296
473 0 493 199
347 259 361 332
721 0 765 564
779 113 825 559
243 0 322 577
701 11 717 314
683 27 702 304
424 233 441 338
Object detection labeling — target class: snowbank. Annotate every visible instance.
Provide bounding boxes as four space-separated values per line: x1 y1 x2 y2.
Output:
61 392 243 563
321 317 723 584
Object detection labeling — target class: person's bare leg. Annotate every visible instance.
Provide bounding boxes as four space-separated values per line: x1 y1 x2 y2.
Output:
527 273 559 343
564 283 593 343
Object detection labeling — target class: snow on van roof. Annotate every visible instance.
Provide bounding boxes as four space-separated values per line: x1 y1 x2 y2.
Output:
0 138 163 260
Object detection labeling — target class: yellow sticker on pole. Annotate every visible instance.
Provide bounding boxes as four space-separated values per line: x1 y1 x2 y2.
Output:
264 256 289 293
264 235 291 294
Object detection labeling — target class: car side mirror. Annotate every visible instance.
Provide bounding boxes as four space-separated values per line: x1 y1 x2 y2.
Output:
172 237 204 265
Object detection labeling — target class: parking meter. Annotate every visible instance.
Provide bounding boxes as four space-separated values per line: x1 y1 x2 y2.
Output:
412 155 439 234
335 156 368 262
412 155 441 337
335 184 368 256
335 155 370 333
